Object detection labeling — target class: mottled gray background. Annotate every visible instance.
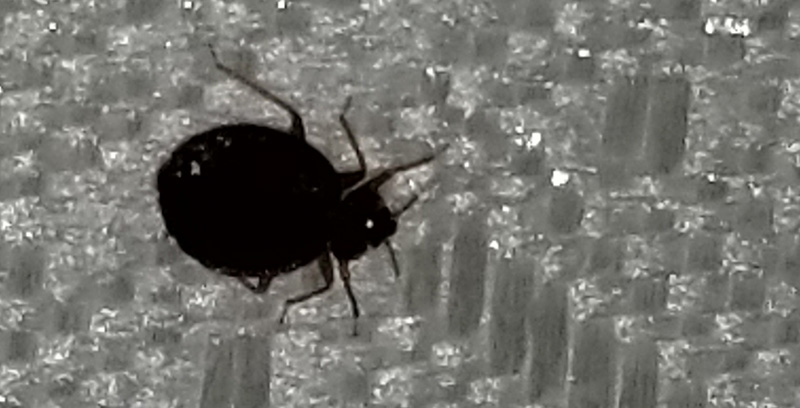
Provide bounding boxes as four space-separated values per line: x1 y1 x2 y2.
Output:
2 0 800 407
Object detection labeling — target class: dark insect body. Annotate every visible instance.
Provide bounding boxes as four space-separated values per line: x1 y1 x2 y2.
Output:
156 48 440 323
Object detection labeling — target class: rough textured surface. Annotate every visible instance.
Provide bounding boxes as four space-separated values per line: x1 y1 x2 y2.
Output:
2 0 800 407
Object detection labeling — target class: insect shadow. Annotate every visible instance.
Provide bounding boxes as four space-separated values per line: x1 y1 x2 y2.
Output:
156 45 444 327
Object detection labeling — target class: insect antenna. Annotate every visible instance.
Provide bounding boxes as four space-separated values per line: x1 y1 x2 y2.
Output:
363 144 448 193
378 145 447 278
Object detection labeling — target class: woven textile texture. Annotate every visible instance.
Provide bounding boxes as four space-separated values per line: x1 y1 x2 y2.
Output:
2 0 800 407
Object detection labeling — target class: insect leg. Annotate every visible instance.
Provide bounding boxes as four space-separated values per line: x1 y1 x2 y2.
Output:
338 260 361 319
384 241 401 278
379 194 420 279
207 45 306 139
338 96 368 190
395 194 420 216
279 250 335 324
339 96 367 174
237 273 274 294
339 170 365 190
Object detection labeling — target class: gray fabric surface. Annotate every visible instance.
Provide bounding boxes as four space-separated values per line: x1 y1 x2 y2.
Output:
1 0 799 407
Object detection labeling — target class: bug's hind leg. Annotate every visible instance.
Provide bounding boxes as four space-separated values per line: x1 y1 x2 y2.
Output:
207 45 306 139
279 250 335 324
338 96 368 190
230 270 275 294
238 275 274 294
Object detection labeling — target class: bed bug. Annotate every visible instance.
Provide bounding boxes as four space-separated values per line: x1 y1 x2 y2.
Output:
156 47 442 323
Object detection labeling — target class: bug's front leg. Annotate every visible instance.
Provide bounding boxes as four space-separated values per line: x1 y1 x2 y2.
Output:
337 260 361 319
